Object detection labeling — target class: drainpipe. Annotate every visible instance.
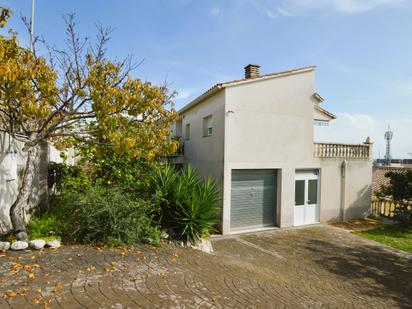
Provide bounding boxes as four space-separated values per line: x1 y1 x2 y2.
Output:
340 160 347 221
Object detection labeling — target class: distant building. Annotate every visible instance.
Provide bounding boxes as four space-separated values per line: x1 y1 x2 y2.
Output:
374 158 412 168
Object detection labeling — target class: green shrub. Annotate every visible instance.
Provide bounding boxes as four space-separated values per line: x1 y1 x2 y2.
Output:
69 186 161 246
173 177 219 243
27 215 66 240
379 170 412 224
394 207 412 225
150 164 219 243
48 162 92 194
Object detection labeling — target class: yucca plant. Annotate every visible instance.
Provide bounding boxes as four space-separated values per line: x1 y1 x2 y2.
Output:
173 177 219 243
150 163 220 243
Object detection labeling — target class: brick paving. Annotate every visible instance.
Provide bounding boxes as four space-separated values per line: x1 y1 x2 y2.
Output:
0 225 411 308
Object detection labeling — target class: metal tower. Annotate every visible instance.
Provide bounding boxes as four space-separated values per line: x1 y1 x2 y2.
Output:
384 126 393 166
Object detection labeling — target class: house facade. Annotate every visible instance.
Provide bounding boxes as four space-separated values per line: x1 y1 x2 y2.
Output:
172 65 373 235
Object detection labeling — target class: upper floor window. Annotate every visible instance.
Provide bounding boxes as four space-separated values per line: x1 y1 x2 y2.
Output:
185 123 190 140
203 115 213 137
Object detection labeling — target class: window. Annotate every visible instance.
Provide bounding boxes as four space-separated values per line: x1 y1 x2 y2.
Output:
203 115 213 137
295 180 305 206
185 123 190 140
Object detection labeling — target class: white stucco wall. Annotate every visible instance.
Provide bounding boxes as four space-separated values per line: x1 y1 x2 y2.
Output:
222 70 323 232
320 158 373 222
0 132 75 233
180 91 226 227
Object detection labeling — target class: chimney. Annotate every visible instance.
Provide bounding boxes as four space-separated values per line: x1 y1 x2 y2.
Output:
244 64 260 79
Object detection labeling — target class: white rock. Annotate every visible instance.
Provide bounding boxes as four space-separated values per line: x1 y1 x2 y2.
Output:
46 239 61 248
0 241 11 251
161 231 169 239
29 239 46 250
191 239 213 254
11 241 29 251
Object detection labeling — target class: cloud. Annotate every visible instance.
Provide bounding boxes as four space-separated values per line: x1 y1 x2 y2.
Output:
314 112 412 158
277 0 406 15
395 83 412 91
175 88 196 100
210 7 223 17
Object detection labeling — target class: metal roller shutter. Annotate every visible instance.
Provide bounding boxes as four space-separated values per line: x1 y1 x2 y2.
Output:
230 169 276 231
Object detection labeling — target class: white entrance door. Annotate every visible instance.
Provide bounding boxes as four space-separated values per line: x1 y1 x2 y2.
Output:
294 170 319 226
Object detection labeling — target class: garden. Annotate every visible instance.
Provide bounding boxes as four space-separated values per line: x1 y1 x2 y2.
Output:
353 169 412 253
27 160 219 248
0 8 219 250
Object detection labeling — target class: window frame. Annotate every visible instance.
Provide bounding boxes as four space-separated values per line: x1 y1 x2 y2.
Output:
203 115 213 137
185 123 190 141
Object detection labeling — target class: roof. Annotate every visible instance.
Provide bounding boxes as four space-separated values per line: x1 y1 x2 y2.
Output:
314 104 336 120
178 65 317 114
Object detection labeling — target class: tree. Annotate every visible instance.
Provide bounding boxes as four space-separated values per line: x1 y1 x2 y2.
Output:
0 14 178 240
0 7 11 29
379 170 412 224
380 170 412 202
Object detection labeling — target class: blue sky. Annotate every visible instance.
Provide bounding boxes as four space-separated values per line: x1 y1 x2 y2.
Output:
2 0 412 158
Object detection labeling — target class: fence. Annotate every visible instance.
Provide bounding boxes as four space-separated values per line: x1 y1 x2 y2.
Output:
371 197 412 218
314 142 371 159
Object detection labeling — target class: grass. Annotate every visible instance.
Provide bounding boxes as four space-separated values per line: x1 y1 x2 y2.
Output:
354 223 412 254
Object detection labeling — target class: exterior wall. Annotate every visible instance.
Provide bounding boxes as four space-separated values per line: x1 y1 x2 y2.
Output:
320 158 372 222
180 91 226 227
223 70 323 233
0 132 73 233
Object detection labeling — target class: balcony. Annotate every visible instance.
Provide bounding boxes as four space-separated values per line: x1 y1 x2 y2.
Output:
314 142 372 159
164 140 184 165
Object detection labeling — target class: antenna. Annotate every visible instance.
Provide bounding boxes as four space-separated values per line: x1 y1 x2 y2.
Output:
384 126 393 166
30 0 35 52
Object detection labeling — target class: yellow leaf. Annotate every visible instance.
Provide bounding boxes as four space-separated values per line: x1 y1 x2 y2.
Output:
6 290 17 297
32 297 40 305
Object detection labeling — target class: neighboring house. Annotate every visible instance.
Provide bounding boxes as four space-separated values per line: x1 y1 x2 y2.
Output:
372 166 411 195
0 131 74 233
171 64 373 235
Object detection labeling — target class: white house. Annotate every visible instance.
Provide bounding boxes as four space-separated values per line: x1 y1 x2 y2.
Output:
172 64 373 235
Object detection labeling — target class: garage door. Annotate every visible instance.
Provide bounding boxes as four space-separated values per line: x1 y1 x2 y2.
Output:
230 169 277 231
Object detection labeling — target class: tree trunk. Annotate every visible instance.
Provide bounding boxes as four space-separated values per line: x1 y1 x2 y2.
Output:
9 142 39 241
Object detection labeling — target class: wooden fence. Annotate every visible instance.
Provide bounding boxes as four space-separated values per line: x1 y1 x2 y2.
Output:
371 197 412 218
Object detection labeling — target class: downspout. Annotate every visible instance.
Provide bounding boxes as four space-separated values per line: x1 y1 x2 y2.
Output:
340 160 347 221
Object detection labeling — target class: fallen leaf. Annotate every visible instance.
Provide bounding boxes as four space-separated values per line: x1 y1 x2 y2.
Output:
28 273 35 279
6 290 17 297
55 282 62 289
32 297 40 305
103 266 111 273
12 263 23 268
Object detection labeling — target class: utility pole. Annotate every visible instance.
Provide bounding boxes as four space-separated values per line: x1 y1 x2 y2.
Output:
30 0 35 52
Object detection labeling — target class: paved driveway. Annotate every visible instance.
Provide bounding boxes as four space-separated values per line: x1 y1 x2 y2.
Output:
0 225 411 308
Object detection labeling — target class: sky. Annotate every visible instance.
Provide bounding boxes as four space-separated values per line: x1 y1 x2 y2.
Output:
1 0 412 158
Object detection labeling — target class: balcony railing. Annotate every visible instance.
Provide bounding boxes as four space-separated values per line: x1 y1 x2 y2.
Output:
314 142 371 159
